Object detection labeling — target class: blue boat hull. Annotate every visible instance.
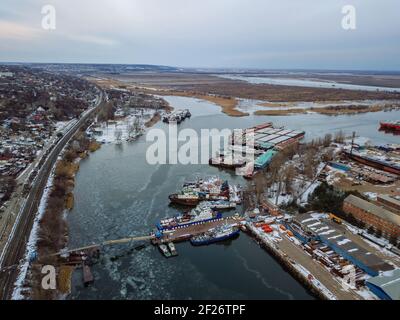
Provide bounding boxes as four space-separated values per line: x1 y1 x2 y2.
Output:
157 213 223 231
190 229 240 246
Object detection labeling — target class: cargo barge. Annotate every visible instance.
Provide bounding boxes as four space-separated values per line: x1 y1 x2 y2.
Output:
345 151 400 176
210 122 305 177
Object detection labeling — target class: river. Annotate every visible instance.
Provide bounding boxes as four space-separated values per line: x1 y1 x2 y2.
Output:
67 96 400 299
218 75 400 93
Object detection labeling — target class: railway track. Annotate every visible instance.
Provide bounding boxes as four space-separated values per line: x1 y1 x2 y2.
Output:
0 92 105 299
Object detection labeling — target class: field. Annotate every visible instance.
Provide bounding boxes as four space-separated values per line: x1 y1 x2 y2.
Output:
89 72 400 117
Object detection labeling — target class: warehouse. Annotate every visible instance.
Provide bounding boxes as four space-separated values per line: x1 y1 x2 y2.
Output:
343 195 400 239
291 213 393 276
377 195 400 214
366 269 400 300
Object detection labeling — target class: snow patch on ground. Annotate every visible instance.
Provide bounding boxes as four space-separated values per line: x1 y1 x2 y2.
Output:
337 239 352 246
12 169 56 300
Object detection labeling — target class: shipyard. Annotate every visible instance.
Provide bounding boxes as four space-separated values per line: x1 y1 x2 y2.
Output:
15 116 399 301
2 1 400 307
2 71 400 300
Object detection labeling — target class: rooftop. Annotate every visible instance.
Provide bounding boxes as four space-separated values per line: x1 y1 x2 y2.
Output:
344 195 400 227
377 194 400 212
367 269 400 300
294 213 393 274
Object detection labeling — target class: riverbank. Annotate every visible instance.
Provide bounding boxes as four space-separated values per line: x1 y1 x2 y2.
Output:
145 112 161 128
64 95 400 300
153 90 248 117
254 103 400 116
14 134 101 300
90 76 400 118
244 224 330 300
155 90 400 117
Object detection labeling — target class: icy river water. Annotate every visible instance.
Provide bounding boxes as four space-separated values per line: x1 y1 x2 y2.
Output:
67 96 400 299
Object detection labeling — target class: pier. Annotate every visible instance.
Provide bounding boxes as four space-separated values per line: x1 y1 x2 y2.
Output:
153 216 243 245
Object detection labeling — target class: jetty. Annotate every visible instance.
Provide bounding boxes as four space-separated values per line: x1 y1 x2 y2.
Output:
153 216 243 245
209 122 305 177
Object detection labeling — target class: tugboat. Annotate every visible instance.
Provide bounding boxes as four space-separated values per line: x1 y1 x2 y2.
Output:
168 192 203 206
190 224 240 246
158 244 171 257
167 242 178 256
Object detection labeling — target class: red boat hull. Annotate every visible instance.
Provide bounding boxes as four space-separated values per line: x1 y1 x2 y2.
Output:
380 122 400 131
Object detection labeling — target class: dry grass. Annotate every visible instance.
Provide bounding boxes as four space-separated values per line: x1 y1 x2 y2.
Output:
58 265 75 295
153 90 249 117
257 101 297 108
27 136 102 299
254 108 307 116
89 140 101 153
254 104 396 116
145 112 161 127
312 105 385 115
65 192 74 210
55 161 79 179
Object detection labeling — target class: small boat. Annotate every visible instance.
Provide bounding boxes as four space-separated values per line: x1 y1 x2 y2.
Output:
158 244 171 258
206 200 236 210
167 242 178 256
190 224 240 246
163 109 191 124
168 192 202 206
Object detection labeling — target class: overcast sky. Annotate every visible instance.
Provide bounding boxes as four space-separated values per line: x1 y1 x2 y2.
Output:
0 0 399 70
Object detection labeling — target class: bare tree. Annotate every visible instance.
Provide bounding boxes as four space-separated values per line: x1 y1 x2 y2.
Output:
323 133 332 147
334 130 345 144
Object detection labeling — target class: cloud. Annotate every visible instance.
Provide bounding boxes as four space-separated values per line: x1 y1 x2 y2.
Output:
0 20 40 41
0 0 399 69
67 34 118 46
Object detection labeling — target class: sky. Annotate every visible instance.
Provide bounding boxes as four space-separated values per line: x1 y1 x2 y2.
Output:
0 0 399 70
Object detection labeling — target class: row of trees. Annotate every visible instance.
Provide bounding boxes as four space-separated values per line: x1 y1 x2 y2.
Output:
248 132 339 208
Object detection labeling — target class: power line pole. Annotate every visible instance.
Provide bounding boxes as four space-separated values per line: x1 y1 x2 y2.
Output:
350 131 356 154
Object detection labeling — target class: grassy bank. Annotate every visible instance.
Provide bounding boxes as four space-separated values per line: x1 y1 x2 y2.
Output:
254 103 399 116
153 90 249 117
24 132 101 299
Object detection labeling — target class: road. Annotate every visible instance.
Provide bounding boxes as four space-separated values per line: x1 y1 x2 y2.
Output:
0 91 105 300
277 236 361 300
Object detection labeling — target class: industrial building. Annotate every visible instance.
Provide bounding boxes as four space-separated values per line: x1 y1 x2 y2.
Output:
287 213 393 276
343 195 400 239
366 269 400 300
377 194 400 214
209 122 305 175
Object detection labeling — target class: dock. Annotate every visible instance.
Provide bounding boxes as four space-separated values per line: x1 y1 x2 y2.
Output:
245 222 359 300
209 122 305 176
153 216 243 245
